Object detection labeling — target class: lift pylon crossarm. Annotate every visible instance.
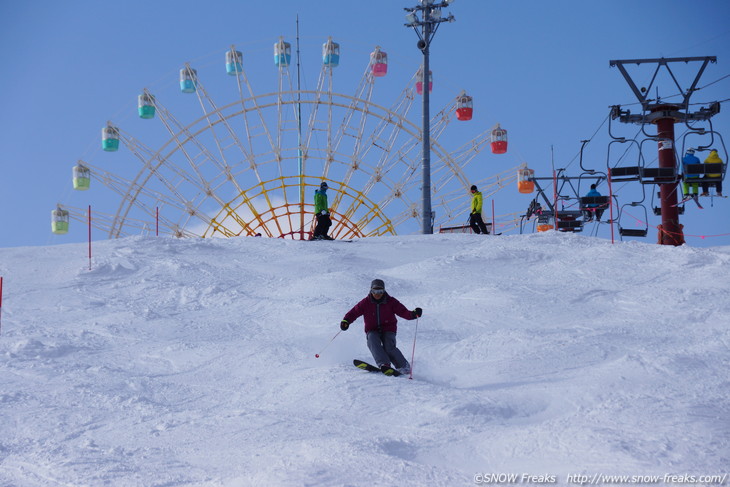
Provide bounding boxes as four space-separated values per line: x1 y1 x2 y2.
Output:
609 56 717 111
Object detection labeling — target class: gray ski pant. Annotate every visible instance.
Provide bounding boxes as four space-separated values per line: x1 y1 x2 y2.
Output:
367 331 409 371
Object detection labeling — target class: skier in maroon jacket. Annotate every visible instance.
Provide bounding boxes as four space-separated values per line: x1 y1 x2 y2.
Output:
340 279 422 375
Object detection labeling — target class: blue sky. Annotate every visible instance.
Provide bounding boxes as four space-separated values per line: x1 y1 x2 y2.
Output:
1 0 729 248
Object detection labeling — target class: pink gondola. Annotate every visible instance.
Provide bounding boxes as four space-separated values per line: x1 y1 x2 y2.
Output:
371 47 388 77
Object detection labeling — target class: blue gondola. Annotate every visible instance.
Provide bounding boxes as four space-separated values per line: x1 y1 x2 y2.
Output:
274 38 291 68
226 48 243 75
138 93 155 119
323 37 340 68
180 66 197 93
102 124 120 152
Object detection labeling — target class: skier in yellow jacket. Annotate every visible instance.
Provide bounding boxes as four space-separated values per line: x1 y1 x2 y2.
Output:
700 149 724 197
469 185 490 234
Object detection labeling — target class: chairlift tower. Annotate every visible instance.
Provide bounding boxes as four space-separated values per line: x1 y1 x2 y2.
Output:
609 56 719 246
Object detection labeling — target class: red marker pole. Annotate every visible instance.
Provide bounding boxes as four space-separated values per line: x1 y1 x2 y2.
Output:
0 276 4 334
88 205 92 271
608 169 615 244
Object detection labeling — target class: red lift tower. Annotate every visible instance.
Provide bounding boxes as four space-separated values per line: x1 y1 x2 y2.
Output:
609 56 720 246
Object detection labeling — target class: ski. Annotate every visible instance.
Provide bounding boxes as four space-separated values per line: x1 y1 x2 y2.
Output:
674 195 703 209
353 359 401 377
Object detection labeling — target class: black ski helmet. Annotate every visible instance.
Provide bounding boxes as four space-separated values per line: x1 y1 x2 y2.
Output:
370 279 385 291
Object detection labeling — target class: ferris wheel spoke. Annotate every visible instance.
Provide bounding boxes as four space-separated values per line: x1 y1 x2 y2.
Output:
188 71 260 193
116 130 206 205
230 53 279 168
330 64 376 162
303 67 337 177
146 91 232 209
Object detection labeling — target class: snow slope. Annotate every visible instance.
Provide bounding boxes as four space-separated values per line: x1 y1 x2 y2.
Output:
0 234 728 486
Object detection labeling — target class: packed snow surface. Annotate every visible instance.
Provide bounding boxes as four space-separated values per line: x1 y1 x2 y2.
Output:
0 233 728 486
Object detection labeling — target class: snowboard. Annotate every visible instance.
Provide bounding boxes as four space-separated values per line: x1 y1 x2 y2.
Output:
353 359 401 377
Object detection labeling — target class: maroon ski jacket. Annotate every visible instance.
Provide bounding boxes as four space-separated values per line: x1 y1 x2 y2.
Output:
343 293 416 334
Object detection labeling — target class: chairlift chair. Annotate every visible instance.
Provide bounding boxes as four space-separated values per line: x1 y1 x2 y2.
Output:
680 129 728 187
618 202 649 238
607 139 642 182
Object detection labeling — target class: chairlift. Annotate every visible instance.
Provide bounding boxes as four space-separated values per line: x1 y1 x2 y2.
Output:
607 138 642 182
637 137 678 184
680 129 728 187
618 202 649 238
579 195 610 221
556 210 584 232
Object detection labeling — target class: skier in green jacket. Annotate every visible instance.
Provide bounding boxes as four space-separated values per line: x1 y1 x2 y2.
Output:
312 181 333 240
469 185 490 234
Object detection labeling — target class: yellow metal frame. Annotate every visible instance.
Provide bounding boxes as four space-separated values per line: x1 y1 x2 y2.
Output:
203 175 395 240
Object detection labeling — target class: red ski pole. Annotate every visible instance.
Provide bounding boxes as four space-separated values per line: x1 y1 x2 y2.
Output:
315 330 342 358
409 317 419 380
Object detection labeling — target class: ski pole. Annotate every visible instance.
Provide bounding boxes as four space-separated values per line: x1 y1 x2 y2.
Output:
315 330 342 358
409 316 419 380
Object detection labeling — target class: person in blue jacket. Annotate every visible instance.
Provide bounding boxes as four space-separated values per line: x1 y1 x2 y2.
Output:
681 148 701 198
583 184 605 221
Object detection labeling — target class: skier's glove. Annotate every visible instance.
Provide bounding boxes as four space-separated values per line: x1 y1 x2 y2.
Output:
413 307 422 318
340 320 349 331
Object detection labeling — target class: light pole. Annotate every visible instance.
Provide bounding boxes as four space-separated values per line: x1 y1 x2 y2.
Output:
404 0 455 234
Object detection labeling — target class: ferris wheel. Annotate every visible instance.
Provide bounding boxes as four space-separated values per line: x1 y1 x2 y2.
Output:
53 38 522 240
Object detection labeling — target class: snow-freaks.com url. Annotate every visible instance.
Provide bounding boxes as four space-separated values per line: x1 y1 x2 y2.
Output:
473 473 728 485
